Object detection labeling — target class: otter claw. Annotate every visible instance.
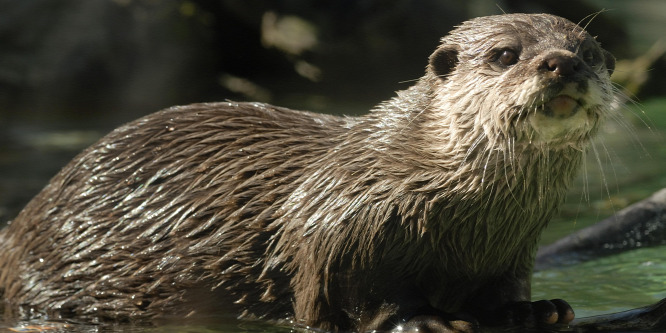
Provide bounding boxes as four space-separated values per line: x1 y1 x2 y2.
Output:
550 298 576 324
498 299 574 326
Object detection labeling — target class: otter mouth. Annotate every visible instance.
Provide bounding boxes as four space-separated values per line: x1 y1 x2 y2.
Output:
542 95 582 119
534 80 591 119
527 89 595 143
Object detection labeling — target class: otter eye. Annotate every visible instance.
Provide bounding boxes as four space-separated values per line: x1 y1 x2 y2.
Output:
583 49 599 66
496 49 519 67
580 40 604 67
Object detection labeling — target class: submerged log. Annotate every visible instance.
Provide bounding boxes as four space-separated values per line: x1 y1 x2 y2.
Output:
570 298 666 332
462 299 666 332
536 188 666 270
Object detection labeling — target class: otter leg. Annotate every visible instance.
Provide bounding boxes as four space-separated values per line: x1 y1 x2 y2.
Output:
461 270 575 327
357 287 478 332
493 298 575 325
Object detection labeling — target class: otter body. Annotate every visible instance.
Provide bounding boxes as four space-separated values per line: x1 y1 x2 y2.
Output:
0 14 615 331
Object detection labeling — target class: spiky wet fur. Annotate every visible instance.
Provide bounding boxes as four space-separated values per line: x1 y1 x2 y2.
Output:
0 13 615 331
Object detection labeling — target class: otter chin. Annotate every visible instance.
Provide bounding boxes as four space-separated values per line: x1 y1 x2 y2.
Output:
0 13 615 332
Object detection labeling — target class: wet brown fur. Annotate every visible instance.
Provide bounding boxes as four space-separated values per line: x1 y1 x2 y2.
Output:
0 14 615 331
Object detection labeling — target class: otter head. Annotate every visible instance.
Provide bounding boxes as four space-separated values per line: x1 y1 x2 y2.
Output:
426 13 615 150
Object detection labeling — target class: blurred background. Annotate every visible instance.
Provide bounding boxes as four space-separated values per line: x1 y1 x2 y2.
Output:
0 0 664 225
1 0 666 328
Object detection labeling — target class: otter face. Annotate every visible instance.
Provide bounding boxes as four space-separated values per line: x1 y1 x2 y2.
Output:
428 13 615 148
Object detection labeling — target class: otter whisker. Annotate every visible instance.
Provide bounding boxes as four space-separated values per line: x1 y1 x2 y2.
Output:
399 77 424 84
401 95 436 135
539 149 551 205
501 138 526 213
576 9 609 37
463 134 485 162
495 4 508 15
608 108 648 156
589 141 615 211
485 148 502 208
613 83 656 135
580 148 591 204
480 144 495 187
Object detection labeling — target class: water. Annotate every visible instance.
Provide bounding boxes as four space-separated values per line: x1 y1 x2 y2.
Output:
533 246 666 318
0 99 665 332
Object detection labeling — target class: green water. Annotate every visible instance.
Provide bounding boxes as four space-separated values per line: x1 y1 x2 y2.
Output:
533 246 666 319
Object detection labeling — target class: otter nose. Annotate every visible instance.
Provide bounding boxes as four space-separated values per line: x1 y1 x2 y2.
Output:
541 52 581 77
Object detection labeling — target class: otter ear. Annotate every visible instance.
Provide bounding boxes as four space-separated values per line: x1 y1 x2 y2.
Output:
428 44 461 79
602 49 615 76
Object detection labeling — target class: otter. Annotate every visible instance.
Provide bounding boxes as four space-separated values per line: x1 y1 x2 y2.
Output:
0 13 615 332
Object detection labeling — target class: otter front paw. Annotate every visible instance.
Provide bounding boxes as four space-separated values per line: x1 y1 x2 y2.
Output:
497 299 574 326
398 315 477 333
